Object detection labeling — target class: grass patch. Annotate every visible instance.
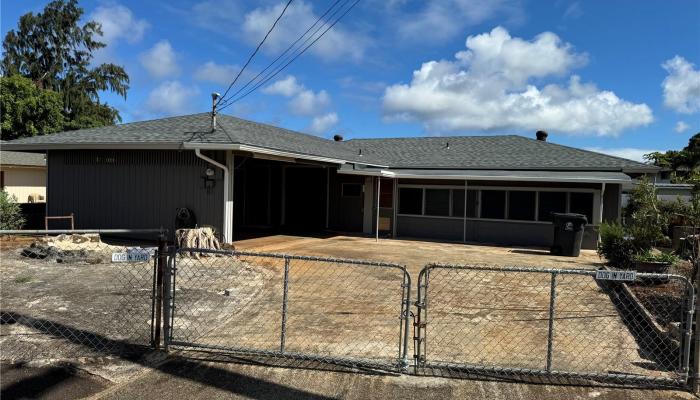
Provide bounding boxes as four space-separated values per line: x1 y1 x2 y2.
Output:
14 276 32 284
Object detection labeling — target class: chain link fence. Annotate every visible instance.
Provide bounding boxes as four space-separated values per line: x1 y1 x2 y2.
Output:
0 229 164 362
414 264 695 387
165 248 411 371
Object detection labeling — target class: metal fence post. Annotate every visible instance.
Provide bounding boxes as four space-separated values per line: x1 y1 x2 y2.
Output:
546 272 558 372
152 235 166 350
162 247 173 352
399 270 411 372
693 262 700 393
280 256 290 353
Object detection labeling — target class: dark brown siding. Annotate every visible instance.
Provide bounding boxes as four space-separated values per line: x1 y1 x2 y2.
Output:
47 150 224 233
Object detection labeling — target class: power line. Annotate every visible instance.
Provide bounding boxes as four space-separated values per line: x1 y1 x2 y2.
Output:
217 0 346 109
219 0 361 112
216 0 294 106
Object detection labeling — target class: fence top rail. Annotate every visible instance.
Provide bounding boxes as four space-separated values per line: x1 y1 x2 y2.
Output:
176 247 407 270
422 262 692 283
0 229 167 235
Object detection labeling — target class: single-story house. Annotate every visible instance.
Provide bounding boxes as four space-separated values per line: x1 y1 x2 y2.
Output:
1 113 658 249
0 150 46 203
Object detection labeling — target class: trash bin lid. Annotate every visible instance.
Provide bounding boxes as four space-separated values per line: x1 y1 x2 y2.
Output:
551 212 588 223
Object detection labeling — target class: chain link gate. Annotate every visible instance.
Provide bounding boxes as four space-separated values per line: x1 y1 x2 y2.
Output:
0 229 166 362
414 264 695 388
163 248 411 372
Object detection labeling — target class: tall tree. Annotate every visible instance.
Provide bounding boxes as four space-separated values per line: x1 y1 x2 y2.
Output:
1 0 129 137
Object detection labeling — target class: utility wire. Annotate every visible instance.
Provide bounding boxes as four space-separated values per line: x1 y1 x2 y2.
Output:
218 0 361 112
217 0 346 109
216 0 294 106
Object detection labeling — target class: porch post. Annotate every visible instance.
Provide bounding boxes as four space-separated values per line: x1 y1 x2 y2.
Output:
325 167 330 229
599 182 606 224
376 176 381 242
392 178 398 239
463 179 468 243
225 151 235 242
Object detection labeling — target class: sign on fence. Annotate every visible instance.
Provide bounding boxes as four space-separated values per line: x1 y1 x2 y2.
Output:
594 270 637 282
112 249 151 263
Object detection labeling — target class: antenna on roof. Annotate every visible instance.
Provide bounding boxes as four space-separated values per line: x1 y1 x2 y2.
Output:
211 92 221 132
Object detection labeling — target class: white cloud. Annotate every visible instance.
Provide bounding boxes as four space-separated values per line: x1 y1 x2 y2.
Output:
662 56 700 114
263 75 331 116
563 2 583 19
139 41 179 79
382 27 653 136
308 112 339 135
262 75 304 97
242 0 367 62
146 81 199 115
675 121 690 133
194 61 240 86
397 0 523 42
90 4 149 45
263 75 338 134
585 147 657 163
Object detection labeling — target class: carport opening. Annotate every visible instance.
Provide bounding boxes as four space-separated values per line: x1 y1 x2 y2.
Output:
232 156 366 241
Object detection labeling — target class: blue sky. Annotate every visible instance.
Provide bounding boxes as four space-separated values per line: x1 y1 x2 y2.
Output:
2 0 699 161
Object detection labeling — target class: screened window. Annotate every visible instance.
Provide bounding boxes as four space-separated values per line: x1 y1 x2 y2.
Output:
538 192 567 222
425 189 450 216
570 192 594 224
480 190 506 219
508 191 536 221
399 188 423 215
341 183 362 197
452 189 478 218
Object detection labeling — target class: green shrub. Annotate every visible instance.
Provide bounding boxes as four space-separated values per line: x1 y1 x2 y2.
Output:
0 190 25 230
626 177 668 251
633 250 680 265
598 222 635 268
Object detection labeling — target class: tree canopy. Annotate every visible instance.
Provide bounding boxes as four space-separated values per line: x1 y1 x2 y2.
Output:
1 0 129 140
1 75 65 140
644 132 700 183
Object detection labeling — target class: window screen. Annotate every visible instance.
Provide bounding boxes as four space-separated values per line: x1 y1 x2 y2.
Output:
399 188 423 215
425 189 450 216
569 192 594 224
480 190 506 219
508 191 536 221
452 189 478 218
341 183 362 197
538 192 567 221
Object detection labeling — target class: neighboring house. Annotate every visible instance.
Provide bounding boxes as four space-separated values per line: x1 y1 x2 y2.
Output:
0 150 46 203
622 181 694 208
2 113 659 249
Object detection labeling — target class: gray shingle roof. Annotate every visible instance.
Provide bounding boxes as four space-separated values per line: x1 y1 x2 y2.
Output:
342 136 654 171
0 150 46 167
1 113 656 172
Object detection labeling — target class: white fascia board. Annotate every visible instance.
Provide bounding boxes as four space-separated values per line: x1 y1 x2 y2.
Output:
337 169 396 177
183 142 388 168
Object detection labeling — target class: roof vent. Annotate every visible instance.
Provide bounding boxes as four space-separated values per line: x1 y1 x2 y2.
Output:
333 134 343 142
358 148 363 156
445 141 450 149
536 130 548 141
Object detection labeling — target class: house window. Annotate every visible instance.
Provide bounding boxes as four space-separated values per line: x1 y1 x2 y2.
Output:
538 191 567 222
570 192 594 223
399 188 423 215
508 191 536 221
425 189 450 216
342 183 362 197
480 190 506 219
452 189 478 218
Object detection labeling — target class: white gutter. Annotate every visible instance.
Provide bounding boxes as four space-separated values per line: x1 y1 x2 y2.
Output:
338 169 629 183
194 149 232 243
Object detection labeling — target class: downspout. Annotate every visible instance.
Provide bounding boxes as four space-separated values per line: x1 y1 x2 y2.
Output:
194 148 232 243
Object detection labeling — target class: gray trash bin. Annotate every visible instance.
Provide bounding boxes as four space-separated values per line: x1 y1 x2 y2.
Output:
550 213 588 257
